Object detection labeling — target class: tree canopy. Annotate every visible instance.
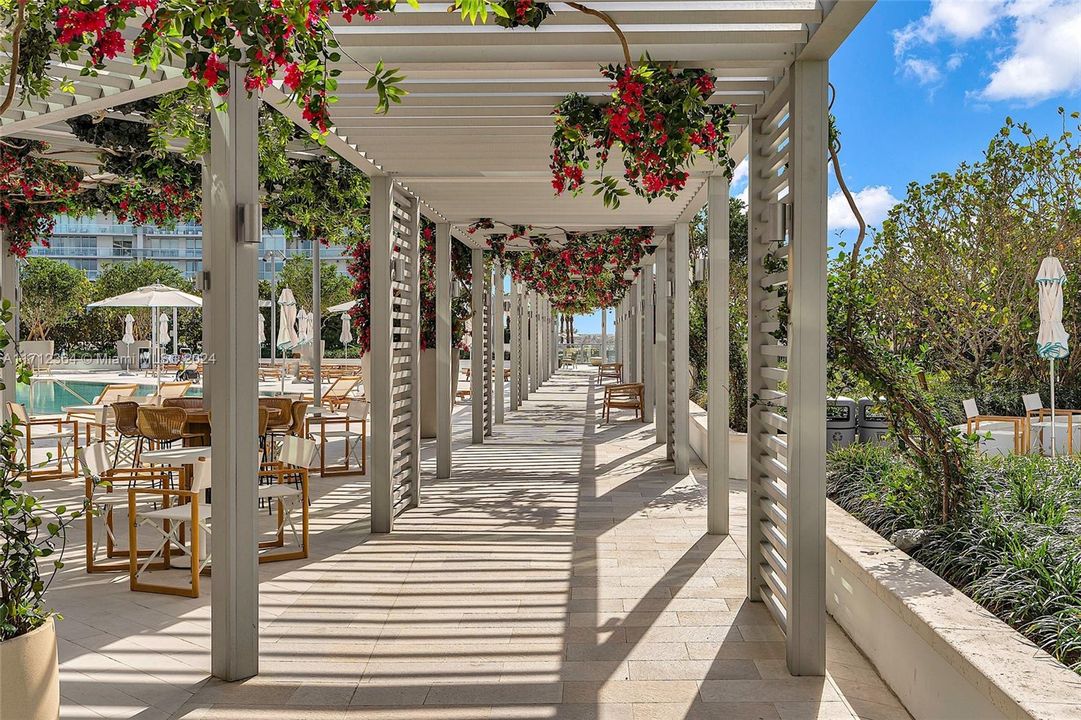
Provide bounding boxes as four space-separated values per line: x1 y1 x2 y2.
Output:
19 256 89 341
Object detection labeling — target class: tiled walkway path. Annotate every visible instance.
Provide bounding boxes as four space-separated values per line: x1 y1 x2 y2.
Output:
48 367 910 720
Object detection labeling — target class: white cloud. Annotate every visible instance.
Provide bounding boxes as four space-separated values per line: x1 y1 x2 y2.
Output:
893 0 1008 56
827 186 900 232
731 158 748 185
902 57 943 86
894 0 1081 102
737 186 748 205
975 2 1081 102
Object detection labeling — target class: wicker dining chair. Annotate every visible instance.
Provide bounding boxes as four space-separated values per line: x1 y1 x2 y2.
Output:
288 400 310 438
259 398 293 433
111 401 144 467
137 406 193 454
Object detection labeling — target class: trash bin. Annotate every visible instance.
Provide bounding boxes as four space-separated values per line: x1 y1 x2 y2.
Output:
827 397 858 450
858 398 890 445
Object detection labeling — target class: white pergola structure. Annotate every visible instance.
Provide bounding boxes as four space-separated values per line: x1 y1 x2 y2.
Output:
0 0 871 683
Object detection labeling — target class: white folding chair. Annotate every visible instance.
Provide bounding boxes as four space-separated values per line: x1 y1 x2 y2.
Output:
129 456 212 597
308 399 368 476
258 435 314 562
81 442 179 573
7 402 78 480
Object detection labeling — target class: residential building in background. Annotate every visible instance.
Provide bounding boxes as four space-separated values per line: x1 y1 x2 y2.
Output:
33 214 350 280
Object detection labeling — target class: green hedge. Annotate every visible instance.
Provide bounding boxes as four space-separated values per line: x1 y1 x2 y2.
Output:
827 444 1081 673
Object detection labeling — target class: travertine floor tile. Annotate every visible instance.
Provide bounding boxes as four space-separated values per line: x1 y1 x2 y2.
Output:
34 368 907 720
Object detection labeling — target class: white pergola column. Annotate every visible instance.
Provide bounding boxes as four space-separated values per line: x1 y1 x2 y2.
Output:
538 297 546 383
206 74 260 682
600 307 607 363
494 264 505 423
550 305 557 376
371 182 420 529
614 305 621 365
640 263 654 422
471 247 485 444
707 175 731 535
527 291 537 395
630 281 640 382
368 176 395 531
1 234 17 415
199 165 213 405
786 59 829 676
509 278 520 411
311 233 322 409
653 243 669 447
672 223 691 476
435 222 452 479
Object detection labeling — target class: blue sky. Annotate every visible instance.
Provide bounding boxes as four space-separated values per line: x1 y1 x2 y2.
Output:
574 0 1081 335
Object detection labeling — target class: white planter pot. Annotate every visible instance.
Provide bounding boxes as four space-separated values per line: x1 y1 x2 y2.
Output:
420 349 460 438
20 340 54 370
0 617 59 720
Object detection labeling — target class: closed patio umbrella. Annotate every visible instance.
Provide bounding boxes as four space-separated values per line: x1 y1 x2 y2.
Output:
296 309 310 346
276 289 299 351
120 313 135 375
258 312 266 346
155 312 170 392
1037 255 1069 458
277 289 300 394
339 313 353 356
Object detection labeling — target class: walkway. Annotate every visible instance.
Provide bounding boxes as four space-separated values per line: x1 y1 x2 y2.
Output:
47 367 909 720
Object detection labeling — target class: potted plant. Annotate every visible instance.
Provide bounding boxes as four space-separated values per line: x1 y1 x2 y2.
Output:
0 299 84 720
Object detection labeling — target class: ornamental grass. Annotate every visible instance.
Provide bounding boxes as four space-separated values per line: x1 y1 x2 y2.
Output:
827 444 1081 673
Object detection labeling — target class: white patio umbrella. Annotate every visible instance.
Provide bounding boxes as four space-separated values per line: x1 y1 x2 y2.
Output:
87 283 202 310
327 299 357 314
276 289 300 394
1037 256 1070 458
120 314 135 375
88 284 203 390
339 313 353 356
258 312 266 346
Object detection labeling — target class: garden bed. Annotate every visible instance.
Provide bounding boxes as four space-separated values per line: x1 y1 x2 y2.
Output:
826 444 1081 674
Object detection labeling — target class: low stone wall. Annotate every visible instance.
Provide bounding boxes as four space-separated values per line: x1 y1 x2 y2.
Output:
827 501 1081 720
687 407 1081 719
687 400 747 480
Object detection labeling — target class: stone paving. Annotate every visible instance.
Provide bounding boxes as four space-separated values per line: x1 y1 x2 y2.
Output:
42 366 910 720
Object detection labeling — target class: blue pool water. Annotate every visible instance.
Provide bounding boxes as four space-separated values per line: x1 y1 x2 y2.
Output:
16 380 155 416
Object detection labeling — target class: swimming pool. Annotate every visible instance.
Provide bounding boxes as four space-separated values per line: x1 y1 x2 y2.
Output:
15 380 156 416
